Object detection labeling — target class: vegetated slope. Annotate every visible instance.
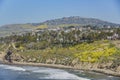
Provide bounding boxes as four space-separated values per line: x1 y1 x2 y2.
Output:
0 16 120 37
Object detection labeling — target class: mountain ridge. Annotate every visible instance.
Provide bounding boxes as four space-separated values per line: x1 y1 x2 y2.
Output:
0 16 120 37
33 16 120 27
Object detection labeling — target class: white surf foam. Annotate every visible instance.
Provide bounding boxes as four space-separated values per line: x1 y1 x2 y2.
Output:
0 64 26 71
31 67 90 80
45 71 90 80
0 64 90 80
108 76 113 77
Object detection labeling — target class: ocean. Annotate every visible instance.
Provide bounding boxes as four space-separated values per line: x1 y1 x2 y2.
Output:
0 64 120 80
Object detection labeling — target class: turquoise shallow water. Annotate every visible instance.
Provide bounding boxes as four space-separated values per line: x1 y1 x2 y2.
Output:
0 64 120 80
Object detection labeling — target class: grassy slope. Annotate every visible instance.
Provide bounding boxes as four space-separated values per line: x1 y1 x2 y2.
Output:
13 40 118 65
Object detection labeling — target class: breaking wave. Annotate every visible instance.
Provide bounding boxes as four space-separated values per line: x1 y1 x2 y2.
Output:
0 64 90 80
0 64 26 71
25 67 90 80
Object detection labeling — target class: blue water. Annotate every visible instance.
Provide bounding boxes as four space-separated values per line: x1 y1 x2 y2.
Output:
0 64 120 80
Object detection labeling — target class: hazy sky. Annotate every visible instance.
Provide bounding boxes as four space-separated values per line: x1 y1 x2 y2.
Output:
0 0 120 26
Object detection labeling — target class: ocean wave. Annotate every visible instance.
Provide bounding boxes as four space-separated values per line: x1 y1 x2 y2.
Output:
0 64 26 71
31 67 90 80
0 64 90 80
44 71 90 80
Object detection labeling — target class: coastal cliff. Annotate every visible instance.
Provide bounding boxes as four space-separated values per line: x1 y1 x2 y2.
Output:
0 40 120 77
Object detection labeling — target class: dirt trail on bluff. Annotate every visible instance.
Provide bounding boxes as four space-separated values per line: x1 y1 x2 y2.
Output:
0 51 5 61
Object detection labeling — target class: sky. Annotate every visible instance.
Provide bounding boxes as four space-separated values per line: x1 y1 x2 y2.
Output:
0 0 120 26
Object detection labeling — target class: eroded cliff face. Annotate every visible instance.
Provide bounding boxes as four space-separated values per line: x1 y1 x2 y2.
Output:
116 66 120 73
9 54 119 72
10 53 23 62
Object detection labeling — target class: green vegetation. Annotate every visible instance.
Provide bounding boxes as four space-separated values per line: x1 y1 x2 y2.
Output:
0 23 120 67
0 17 120 71
35 24 48 29
10 40 118 67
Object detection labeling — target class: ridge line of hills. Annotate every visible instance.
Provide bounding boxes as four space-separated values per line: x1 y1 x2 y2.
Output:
0 16 120 37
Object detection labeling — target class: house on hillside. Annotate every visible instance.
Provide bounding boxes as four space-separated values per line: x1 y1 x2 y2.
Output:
107 33 119 40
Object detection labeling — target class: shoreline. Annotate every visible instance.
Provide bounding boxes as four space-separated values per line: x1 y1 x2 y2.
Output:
0 61 73 69
0 61 120 77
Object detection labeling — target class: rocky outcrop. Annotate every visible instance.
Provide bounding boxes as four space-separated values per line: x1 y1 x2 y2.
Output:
116 66 120 73
10 53 24 62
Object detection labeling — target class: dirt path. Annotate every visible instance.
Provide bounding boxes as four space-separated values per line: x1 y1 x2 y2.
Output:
0 51 5 62
11 42 17 50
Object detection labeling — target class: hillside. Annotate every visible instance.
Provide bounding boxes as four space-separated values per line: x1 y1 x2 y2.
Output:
0 24 35 37
0 16 120 37
40 16 120 27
